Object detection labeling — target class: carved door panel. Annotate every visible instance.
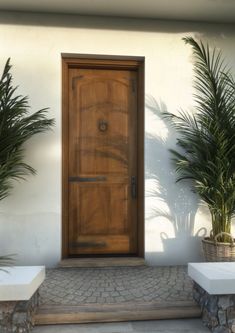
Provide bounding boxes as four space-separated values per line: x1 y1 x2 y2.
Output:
68 68 137 255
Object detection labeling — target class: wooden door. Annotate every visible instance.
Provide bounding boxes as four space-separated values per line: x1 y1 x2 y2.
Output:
67 67 138 255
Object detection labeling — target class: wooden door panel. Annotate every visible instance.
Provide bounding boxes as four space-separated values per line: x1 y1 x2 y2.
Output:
69 183 130 254
70 74 129 176
73 235 130 254
69 184 129 235
68 67 137 255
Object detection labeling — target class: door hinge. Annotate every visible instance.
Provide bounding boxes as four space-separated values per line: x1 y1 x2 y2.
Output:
69 241 106 248
69 176 106 182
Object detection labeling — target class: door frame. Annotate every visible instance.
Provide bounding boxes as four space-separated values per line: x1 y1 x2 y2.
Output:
61 54 145 259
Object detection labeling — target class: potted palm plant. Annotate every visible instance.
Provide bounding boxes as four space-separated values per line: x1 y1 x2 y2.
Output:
0 58 54 266
164 37 235 261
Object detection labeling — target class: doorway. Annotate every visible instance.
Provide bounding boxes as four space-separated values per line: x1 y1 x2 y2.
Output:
62 55 144 258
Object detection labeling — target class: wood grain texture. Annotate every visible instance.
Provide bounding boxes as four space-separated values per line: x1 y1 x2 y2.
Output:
68 68 137 255
58 257 145 267
62 55 145 258
136 59 145 258
62 56 70 259
35 301 201 325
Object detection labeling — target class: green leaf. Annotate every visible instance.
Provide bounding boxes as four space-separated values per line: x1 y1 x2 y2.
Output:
0 59 55 201
164 37 235 240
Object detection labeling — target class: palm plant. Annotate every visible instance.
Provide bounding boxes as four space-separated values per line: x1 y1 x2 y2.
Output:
164 37 235 243
0 58 54 265
0 59 54 199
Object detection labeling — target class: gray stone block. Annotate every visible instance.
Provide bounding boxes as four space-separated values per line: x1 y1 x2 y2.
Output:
218 309 226 326
218 297 231 310
0 292 39 333
212 326 229 333
193 282 235 333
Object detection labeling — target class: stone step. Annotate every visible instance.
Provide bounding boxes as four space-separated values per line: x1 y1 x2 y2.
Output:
35 300 201 325
58 257 146 268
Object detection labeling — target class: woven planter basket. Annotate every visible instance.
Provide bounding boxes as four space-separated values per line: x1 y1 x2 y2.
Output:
202 232 235 262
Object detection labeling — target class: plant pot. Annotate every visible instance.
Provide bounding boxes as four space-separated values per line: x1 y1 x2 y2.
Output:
202 232 235 262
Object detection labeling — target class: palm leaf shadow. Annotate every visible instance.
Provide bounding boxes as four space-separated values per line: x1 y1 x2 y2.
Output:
145 95 205 238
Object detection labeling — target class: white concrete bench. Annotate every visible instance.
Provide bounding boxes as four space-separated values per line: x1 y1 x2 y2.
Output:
0 266 45 332
188 263 235 333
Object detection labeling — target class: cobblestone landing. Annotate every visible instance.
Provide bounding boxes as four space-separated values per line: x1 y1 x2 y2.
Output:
39 266 193 306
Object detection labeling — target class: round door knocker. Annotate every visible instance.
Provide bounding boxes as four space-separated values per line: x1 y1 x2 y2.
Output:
98 119 108 132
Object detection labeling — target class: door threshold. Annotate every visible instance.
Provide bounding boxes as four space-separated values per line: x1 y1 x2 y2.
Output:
58 257 145 268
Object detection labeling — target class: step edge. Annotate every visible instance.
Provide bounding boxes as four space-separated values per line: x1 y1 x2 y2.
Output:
35 307 201 325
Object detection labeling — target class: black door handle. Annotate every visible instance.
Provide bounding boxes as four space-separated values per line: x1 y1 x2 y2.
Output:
131 176 137 199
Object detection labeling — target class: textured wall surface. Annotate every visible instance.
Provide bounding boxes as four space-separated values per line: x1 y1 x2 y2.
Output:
0 291 39 333
193 282 235 332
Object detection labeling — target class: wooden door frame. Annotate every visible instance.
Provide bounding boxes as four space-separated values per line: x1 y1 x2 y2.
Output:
61 54 145 259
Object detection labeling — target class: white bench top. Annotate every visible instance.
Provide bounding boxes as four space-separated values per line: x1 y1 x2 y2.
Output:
188 263 235 295
0 266 45 301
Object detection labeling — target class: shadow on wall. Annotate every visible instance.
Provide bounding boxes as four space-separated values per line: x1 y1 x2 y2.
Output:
1 11 235 37
145 95 206 265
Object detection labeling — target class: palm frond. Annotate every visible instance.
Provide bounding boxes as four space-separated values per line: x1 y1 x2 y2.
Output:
0 58 55 200
164 37 235 241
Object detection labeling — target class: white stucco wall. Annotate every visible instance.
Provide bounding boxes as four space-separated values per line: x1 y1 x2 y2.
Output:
0 12 234 267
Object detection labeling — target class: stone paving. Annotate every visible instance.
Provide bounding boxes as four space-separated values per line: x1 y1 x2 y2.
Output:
39 266 193 306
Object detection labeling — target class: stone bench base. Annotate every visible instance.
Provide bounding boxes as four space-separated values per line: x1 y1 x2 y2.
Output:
0 266 45 332
193 282 235 333
0 291 39 333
